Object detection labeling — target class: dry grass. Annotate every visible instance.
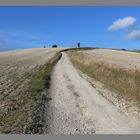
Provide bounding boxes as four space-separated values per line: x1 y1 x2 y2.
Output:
67 50 140 107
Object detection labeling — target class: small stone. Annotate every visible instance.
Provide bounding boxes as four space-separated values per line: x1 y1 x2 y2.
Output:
135 110 140 114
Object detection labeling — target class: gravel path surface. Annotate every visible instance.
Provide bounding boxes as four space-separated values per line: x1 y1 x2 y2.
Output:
45 52 140 134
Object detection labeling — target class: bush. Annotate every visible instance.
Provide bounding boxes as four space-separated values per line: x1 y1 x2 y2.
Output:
52 45 58 48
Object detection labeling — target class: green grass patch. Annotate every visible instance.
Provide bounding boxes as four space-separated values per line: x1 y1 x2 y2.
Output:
27 52 62 98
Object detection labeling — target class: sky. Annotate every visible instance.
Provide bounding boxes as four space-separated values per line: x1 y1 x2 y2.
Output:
0 6 140 50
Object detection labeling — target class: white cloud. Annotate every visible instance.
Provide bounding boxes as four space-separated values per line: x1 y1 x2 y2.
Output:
108 16 137 31
124 29 140 40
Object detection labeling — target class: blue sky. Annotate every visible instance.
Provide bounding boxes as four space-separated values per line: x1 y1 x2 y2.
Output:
0 6 140 50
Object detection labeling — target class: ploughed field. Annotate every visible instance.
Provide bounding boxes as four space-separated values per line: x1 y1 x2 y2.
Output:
0 48 60 133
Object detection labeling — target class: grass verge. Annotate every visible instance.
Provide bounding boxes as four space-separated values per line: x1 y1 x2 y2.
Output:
67 50 140 107
24 52 62 134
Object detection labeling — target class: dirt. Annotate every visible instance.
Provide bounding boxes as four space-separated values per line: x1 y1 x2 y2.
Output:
45 52 140 134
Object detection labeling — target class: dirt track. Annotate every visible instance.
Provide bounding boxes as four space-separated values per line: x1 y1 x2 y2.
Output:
45 52 140 134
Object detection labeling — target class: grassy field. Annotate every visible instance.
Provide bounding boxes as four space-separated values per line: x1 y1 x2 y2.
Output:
0 48 61 134
67 49 140 108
